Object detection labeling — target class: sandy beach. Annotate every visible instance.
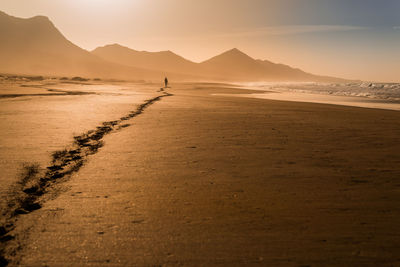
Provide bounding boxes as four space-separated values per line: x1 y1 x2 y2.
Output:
1 1 400 266
1 82 399 266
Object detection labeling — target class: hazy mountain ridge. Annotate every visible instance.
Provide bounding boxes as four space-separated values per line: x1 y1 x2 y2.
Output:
0 11 347 82
92 44 201 74
0 11 179 80
93 45 346 82
197 48 342 82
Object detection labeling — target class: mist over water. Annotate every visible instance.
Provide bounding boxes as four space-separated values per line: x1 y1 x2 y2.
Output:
242 82 400 101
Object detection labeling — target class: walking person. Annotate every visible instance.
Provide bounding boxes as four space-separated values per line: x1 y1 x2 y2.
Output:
164 77 168 88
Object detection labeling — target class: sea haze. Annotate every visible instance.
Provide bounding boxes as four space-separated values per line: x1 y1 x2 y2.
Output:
221 82 400 111
242 82 400 101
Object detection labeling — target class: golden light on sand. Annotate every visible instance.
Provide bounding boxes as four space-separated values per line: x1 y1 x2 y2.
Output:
0 1 400 265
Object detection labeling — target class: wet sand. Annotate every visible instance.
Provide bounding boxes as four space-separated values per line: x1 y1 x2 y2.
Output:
239 91 400 111
2 83 400 266
0 80 157 196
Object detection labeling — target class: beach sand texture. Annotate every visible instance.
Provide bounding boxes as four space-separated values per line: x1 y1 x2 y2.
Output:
1 82 399 266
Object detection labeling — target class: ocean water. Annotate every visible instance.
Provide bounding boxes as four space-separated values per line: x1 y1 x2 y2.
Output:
240 82 400 101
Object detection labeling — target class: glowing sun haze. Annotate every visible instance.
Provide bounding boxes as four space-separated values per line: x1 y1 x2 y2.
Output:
1 0 399 82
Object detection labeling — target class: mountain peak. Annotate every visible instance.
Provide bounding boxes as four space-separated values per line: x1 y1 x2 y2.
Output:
27 15 56 28
103 43 130 49
223 48 248 56
0 10 49 22
200 48 255 66
1 11 346 82
92 43 139 54
0 10 55 31
29 15 51 21
91 43 198 74
227 47 241 52
93 44 180 58
108 43 127 49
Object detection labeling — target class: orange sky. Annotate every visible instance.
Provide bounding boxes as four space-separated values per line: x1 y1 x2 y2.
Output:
0 0 399 82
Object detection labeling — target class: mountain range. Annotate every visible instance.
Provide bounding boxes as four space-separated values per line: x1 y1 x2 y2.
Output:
0 11 346 82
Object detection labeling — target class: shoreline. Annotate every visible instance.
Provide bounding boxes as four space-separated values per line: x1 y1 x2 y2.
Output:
213 91 400 111
6 82 400 266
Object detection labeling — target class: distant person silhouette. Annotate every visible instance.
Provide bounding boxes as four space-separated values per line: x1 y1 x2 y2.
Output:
164 77 168 88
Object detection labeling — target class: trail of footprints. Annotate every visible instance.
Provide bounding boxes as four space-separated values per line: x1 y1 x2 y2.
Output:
0 91 172 266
